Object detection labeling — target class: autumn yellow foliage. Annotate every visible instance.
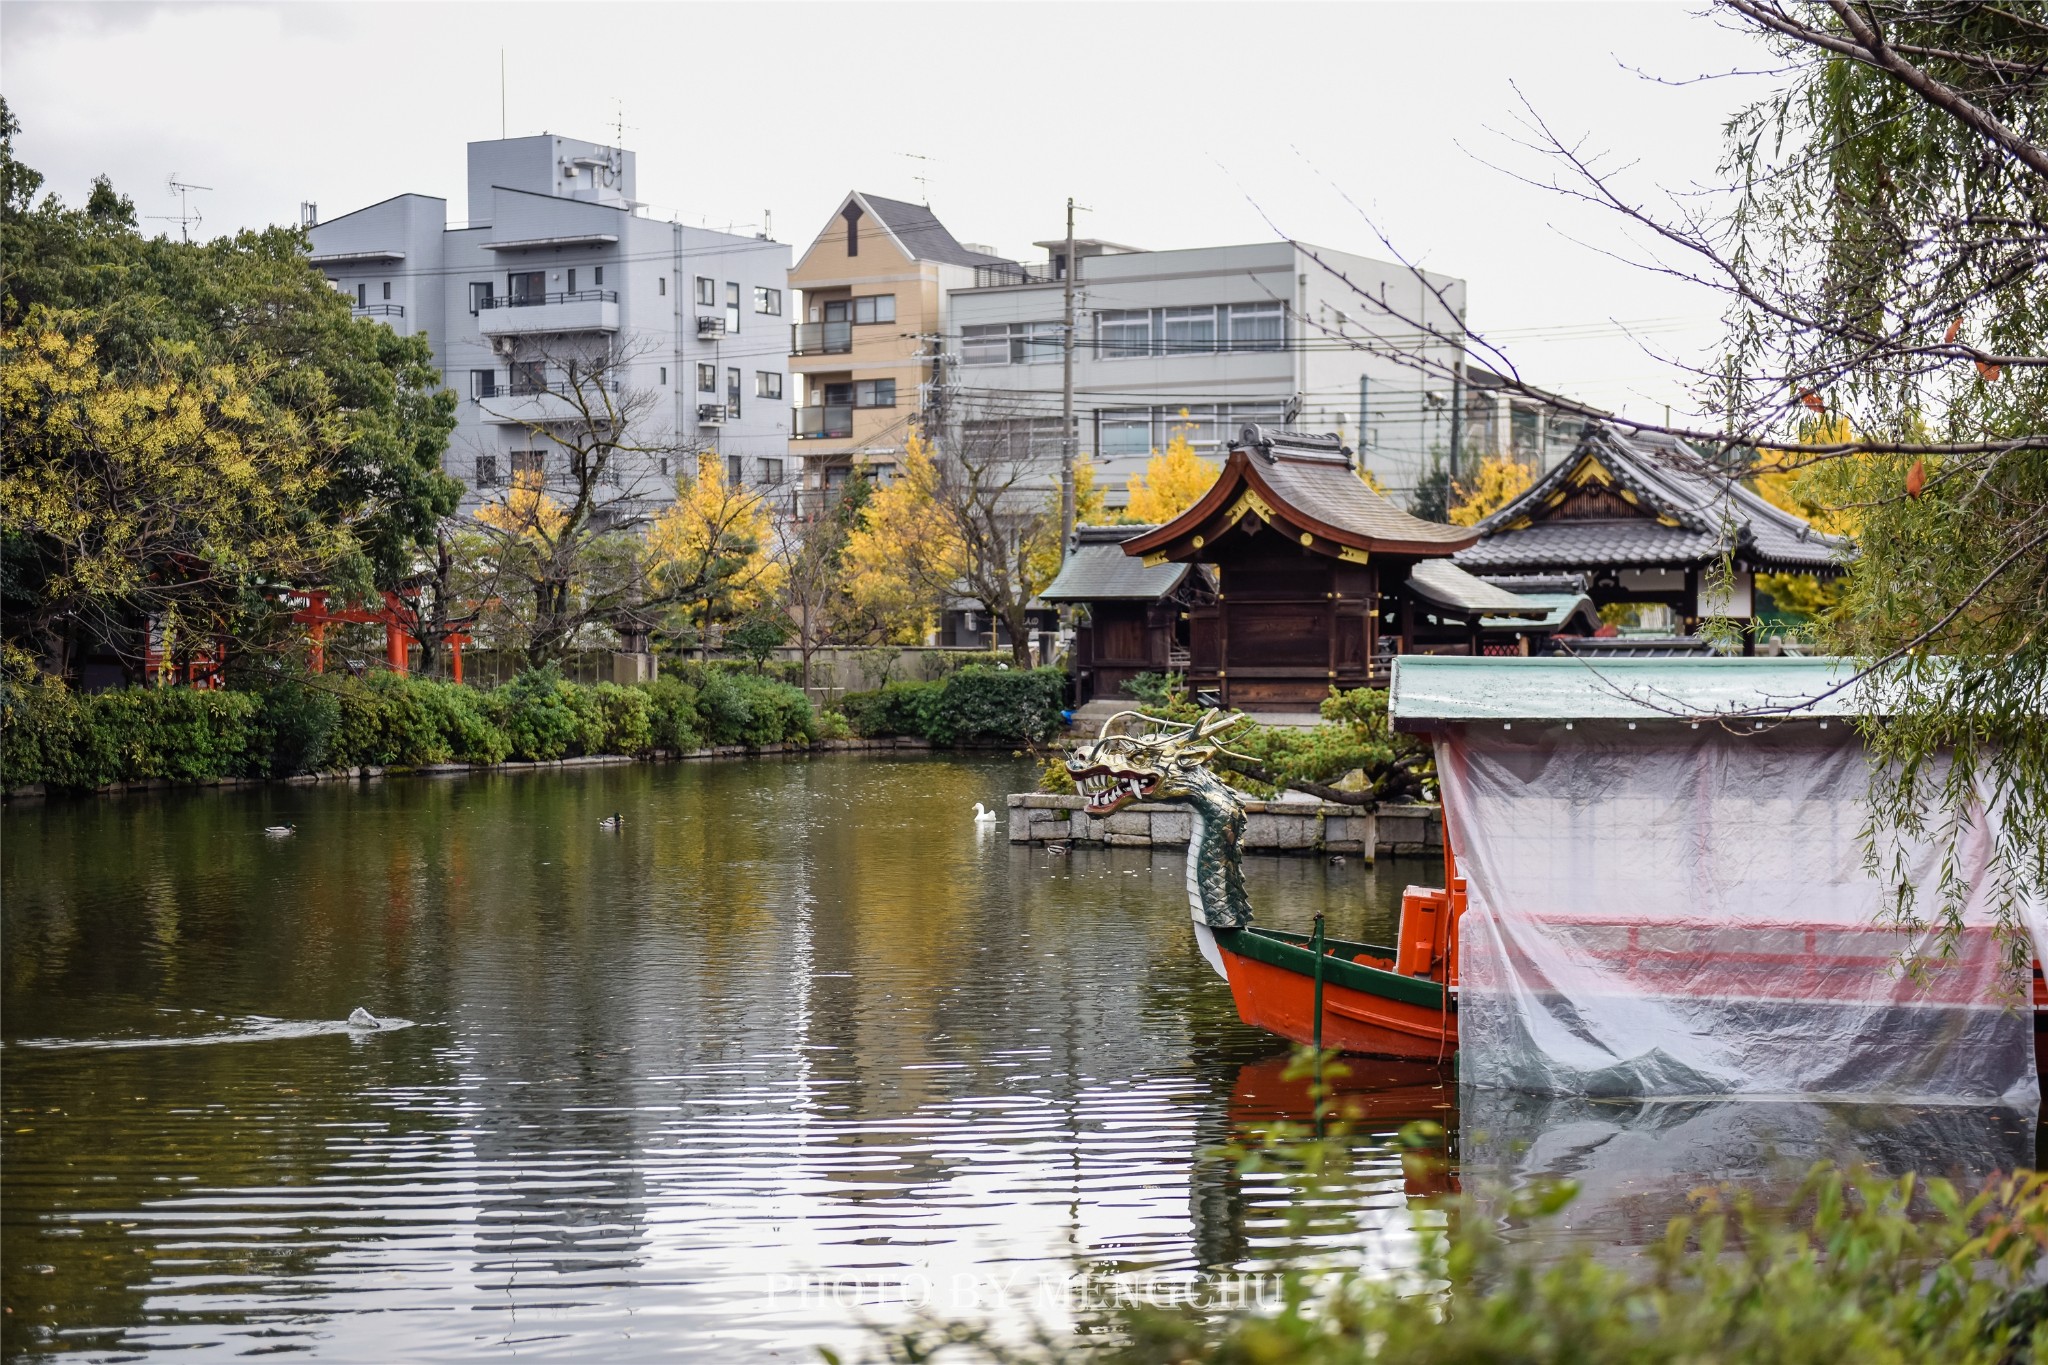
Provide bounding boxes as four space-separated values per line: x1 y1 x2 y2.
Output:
1447 453 1536 526
646 453 783 623
1750 416 1861 538
1 323 349 617
475 470 569 544
842 436 959 643
1124 424 1220 523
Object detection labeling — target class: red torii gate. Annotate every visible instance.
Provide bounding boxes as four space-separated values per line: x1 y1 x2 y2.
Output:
286 589 471 682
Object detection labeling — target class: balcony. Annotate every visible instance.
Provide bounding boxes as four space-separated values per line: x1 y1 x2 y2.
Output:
697 403 727 426
793 403 854 440
352 302 405 318
790 321 852 356
477 382 621 426
478 289 620 336
696 316 726 339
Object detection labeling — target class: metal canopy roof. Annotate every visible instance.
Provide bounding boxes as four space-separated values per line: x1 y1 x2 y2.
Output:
1389 655 1870 730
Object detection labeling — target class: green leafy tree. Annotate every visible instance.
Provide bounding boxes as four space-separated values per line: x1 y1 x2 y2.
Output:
0 98 461 680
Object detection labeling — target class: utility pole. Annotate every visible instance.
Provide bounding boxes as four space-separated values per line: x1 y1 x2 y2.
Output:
1058 196 1078 566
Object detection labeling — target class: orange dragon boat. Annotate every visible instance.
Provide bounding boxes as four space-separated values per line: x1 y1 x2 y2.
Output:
1069 657 2045 1101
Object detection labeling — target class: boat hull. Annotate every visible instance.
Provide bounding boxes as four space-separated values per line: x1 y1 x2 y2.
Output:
1215 927 1456 1062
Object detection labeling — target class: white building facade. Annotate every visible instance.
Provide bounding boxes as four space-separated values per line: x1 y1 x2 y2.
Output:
307 135 793 516
946 239 1467 505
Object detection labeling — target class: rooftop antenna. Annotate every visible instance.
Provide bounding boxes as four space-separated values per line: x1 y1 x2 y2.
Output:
500 48 506 139
900 152 937 205
150 174 211 242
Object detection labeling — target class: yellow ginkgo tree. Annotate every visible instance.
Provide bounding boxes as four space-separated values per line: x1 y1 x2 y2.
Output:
1124 422 1220 523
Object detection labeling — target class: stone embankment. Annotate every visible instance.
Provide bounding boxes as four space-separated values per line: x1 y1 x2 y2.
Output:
1006 793 1443 861
3 737 934 800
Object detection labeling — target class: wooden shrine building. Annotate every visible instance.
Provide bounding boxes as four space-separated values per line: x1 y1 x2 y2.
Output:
1453 423 1845 650
1073 426 1553 711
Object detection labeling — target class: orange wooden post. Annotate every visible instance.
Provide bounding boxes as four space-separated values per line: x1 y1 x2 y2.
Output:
450 639 465 685
383 591 410 675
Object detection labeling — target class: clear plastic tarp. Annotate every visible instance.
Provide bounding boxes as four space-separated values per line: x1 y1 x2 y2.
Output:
1439 726 2038 1105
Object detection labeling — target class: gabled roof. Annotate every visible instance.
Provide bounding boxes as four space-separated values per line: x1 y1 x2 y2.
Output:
855 192 1013 268
1456 423 1845 574
1121 426 1475 564
1041 525 1191 602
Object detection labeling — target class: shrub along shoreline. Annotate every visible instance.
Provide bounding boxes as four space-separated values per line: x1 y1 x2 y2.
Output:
1 663 1070 797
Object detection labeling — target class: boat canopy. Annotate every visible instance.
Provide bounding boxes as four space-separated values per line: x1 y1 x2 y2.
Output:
1388 654 1871 731
1397 653 2041 1107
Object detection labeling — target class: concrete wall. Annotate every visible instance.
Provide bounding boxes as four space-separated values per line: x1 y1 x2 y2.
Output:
1007 793 1445 860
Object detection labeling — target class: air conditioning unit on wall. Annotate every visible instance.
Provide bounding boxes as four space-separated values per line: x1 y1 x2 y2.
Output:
696 316 725 338
697 404 727 426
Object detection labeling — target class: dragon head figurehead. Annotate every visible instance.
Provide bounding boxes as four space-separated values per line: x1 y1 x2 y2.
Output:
1065 709 1251 817
1066 708 1256 932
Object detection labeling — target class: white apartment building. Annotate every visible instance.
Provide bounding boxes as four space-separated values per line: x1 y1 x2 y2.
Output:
946 239 1468 504
307 134 794 517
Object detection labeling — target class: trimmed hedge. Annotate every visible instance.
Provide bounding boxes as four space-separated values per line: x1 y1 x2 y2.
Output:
0 663 816 793
841 666 1066 746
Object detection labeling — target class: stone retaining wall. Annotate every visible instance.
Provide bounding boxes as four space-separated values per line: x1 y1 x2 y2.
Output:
2 737 934 801
1006 793 1443 860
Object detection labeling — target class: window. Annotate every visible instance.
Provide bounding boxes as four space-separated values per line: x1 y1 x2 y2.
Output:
510 450 547 478
854 378 896 408
1096 309 1151 359
510 360 547 395
760 457 784 486
698 363 717 393
726 367 741 419
696 277 716 306
659 276 667 295
355 282 367 307
755 371 783 399
507 270 545 305
469 369 497 399
566 268 576 294
382 281 392 301
474 454 499 488
726 282 741 335
1161 305 1216 354
961 324 1008 366
1225 302 1283 350
659 366 668 386
1099 410 1153 458
726 454 745 485
823 381 853 406
469 281 494 313
852 294 896 324
963 321 1062 364
754 286 782 316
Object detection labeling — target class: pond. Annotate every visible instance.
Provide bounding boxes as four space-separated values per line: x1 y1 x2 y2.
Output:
3 755 2035 1361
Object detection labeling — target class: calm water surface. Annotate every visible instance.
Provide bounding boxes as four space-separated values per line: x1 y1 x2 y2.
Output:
4 755 2032 1361
2 757 1444 1361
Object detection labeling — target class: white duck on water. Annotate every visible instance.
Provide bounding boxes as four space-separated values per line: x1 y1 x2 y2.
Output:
264 824 296 838
972 802 998 825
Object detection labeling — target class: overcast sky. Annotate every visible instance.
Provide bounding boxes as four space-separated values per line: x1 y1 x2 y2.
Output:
3 1 1777 422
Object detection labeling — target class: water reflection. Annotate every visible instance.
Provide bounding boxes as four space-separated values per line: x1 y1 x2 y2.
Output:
1462 1087 2038 1254
2 757 1414 1361
5 758 2034 1361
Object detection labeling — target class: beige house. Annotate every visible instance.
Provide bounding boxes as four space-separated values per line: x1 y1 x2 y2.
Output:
787 191 1010 501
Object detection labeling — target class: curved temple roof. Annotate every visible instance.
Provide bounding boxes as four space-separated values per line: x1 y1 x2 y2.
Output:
1455 424 1846 574
1120 426 1475 563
